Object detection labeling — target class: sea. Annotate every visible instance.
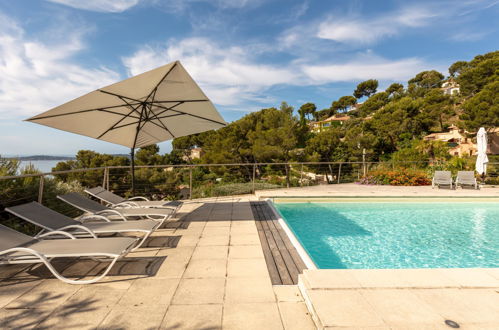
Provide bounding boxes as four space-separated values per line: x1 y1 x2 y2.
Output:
19 160 65 173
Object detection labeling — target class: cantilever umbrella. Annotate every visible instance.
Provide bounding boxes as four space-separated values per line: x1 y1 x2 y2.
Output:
27 60 226 193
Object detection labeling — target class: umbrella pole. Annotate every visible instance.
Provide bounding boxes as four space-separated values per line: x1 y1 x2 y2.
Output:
130 148 135 196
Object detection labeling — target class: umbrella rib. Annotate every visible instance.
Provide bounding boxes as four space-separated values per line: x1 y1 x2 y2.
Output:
96 107 143 139
151 103 226 126
144 61 178 103
146 104 175 138
27 107 141 121
148 101 183 118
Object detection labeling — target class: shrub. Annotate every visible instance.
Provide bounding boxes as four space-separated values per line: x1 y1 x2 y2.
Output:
211 182 281 196
359 168 431 186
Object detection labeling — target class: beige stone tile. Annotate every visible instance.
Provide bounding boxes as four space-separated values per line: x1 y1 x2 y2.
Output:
351 269 412 288
0 280 42 308
198 234 230 246
223 302 284 330
273 285 303 302
5 279 82 310
38 305 112 329
205 220 231 227
227 258 269 278
155 246 195 259
172 278 225 305
175 234 201 247
361 289 445 326
397 269 460 288
415 288 499 324
118 278 180 307
440 268 499 288
230 233 261 245
230 220 256 226
154 258 188 278
0 308 52 329
202 226 231 236
183 259 227 278
225 277 275 303
307 290 385 327
100 305 168 329
278 302 315 330
160 304 222 330
191 245 228 260
230 225 258 235
302 269 361 289
483 268 499 280
228 245 264 259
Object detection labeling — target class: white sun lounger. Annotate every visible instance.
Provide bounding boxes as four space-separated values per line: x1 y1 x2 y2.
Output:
57 193 173 224
6 202 160 251
455 171 478 189
0 224 137 284
85 186 182 212
432 171 453 189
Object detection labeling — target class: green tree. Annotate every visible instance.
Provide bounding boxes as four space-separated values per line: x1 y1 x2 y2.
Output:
421 89 454 131
358 92 389 117
460 80 499 130
386 83 404 96
457 51 499 96
448 60 468 77
298 102 317 123
331 96 357 113
353 79 378 98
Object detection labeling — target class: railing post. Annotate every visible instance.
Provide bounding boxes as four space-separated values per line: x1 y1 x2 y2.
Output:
189 167 193 200
300 163 304 187
106 168 110 190
252 164 256 193
362 148 366 177
38 175 44 204
337 163 342 184
102 167 108 189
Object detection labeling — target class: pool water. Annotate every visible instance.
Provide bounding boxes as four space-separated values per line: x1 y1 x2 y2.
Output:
275 201 499 269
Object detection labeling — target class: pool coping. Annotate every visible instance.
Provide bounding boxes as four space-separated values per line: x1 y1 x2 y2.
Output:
264 199 317 270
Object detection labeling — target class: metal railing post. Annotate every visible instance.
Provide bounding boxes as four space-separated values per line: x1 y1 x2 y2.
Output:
189 167 193 200
337 163 342 184
102 167 108 189
38 175 44 204
252 164 256 193
106 168 110 190
300 163 304 187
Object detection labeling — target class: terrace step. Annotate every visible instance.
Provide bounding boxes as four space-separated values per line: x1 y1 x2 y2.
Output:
298 268 499 329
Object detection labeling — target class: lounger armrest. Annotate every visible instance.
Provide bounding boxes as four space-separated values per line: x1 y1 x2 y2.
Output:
127 196 150 201
114 201 139 208
37 231 76 239
96 210 128 221
79 214 111 222
59 225 98 239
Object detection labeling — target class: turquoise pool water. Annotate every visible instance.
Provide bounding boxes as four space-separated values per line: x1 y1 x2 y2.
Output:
275 201 499 269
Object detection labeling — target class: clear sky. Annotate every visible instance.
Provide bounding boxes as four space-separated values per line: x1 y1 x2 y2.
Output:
0 0 498 156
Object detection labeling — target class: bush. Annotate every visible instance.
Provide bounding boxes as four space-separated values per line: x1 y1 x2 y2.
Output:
359 168 431 186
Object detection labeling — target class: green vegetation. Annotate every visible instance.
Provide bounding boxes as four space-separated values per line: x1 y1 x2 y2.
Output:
2 50 497 202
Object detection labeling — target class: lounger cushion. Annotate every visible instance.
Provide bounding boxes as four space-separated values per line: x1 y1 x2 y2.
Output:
24 237 136 257
85 220 158 233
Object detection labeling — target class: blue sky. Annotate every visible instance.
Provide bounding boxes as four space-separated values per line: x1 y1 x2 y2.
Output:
0 0 498 156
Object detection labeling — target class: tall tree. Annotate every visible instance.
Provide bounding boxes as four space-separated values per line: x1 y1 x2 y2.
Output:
448 60 468 77
460 80 499 130
353 79 378 98
331 96 357 113
298 102 317 123
386 83 404 96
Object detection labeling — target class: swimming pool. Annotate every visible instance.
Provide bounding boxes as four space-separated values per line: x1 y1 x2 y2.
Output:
274 200 499 269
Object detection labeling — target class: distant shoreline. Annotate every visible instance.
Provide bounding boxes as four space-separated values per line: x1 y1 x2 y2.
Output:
7 156 75 161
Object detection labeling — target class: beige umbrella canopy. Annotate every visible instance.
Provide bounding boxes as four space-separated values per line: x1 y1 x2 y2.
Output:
27 60 226 192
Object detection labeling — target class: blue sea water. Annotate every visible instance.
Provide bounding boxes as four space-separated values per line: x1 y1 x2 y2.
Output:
19 160 62 173
275 201 499 269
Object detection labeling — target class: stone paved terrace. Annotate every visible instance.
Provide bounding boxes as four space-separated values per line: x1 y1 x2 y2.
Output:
0 186 498 329
0 196 315 329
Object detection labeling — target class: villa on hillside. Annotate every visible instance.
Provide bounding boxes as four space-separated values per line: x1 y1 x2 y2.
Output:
181 147 205 161
310 114 351 132
423 125 476 156
441 79 460 95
